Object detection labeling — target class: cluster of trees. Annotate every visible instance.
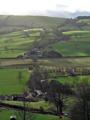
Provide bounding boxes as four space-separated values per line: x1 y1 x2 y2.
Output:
44 80 74 116
27 62 90 120
70 80 90 120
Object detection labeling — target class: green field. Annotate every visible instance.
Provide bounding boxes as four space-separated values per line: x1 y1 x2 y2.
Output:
2 100 53 111
52 31 90 56
0 68 29 95
0 108 60 120
0 100 69 120
0 30 36 58
50 75 90 84
0 27 58 58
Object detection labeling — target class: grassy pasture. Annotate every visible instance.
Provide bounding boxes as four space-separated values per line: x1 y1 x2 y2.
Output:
50 75 90 84
63 31 90 35
52 41 90 56
3 101 53 111
0 30 36 58
0 68 29 95
52 31 90 56
0 108 60 120
0 27 57 58
0 101 68 120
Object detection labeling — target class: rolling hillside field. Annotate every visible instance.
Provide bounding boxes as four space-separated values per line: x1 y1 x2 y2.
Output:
1 29 90 58
0 27 58 58
0 16 90 58
0 29 39 57
52 31 90 56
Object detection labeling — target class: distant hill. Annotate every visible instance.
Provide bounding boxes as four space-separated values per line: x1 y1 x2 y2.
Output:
0 15 66 34
0 15 90 58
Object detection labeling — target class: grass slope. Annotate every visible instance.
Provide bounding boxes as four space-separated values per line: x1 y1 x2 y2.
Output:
50 75 90 84
0 68 29 95
0 29 40 57
0 15 66 33
0 27 58 58
52 31 90 56
0 108 59 120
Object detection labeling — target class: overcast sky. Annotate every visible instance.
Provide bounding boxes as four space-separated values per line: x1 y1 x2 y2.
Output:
0 0 90 15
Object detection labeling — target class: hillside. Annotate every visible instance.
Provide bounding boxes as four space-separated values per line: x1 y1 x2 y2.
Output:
0 15 90 58
0 15 90 120
0 15 66 34
0 28 59 58
52 31 90 56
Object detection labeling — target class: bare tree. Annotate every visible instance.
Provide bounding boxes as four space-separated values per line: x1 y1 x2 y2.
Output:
46 80 74 117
